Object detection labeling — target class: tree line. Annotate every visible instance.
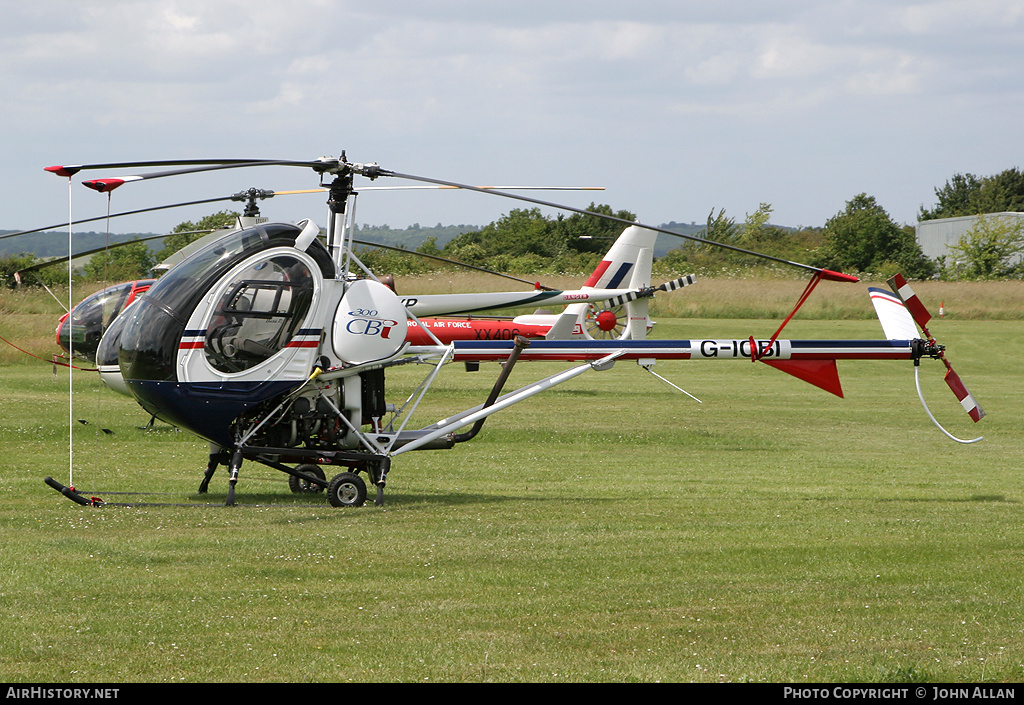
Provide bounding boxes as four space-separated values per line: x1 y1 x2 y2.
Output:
4 168 1023 287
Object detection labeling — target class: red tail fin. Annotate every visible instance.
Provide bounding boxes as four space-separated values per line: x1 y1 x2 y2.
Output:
762 359 844 398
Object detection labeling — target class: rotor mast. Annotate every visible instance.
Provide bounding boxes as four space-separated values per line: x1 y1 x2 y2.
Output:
321 154 386 279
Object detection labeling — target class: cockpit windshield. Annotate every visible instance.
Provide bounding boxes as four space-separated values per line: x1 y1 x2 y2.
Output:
119 222 333 383
204 254 315 373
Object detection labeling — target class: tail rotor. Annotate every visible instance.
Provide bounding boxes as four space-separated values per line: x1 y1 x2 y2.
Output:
880 274 985 442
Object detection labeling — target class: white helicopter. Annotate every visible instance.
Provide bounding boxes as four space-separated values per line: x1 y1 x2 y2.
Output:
36 154 982 509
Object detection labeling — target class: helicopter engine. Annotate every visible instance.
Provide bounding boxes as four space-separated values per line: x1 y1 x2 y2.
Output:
233 367 389 452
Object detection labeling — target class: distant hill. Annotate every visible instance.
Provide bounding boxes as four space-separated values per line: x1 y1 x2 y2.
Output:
352 223 481 249
0 230 166 258
0 224 482 260
2 220 710 260
650 221 709 256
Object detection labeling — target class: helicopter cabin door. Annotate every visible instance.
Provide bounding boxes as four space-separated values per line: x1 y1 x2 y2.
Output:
178 248 325 385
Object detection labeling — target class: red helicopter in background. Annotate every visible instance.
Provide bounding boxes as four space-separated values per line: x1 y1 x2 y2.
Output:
55 279 154 364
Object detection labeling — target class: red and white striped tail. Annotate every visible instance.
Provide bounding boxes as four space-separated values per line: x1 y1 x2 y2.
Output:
945 368 985 423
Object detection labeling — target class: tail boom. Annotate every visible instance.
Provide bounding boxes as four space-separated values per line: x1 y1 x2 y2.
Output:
449 338 916 363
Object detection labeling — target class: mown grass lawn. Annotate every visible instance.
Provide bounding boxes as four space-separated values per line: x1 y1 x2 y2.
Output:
0 314 1020 683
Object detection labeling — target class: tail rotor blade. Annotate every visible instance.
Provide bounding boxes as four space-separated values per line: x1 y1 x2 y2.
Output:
657 274 697 293
944 366 985 423
887 273 932 329
884 273 985 436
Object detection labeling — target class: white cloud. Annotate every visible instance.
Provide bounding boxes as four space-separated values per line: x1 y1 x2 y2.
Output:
3 1 1023 232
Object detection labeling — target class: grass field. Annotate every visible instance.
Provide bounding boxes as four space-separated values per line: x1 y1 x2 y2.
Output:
0 282 1022 683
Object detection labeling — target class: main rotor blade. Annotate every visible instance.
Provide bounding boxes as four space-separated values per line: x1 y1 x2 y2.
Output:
377 169 858 282
357 185 606 192
3 185 324 242
45 158 334 179
76 161 335 193
1 196 236 241
351 239 555 290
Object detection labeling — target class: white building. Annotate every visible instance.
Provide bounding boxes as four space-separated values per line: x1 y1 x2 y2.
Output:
916 212 1024 264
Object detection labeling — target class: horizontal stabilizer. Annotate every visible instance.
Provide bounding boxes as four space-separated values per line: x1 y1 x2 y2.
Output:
761 358 844 398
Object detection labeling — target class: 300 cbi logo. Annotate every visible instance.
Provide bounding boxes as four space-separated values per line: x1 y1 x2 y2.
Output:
346 309 399 339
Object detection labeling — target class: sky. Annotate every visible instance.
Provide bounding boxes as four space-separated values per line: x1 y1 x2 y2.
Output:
2 0 1023 238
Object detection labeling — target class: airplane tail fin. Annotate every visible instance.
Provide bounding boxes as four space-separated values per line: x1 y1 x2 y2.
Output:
542 225 698 341
582 225 658 290
558 225 659 340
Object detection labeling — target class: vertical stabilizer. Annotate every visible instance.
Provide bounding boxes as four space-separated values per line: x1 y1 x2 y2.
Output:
552 225 658 340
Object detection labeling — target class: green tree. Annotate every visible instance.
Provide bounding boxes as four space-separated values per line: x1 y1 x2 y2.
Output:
703 207 739 245
941 213 1024 279
819 194 933 278
549 203 638 255
82 240 156 281
155 210 240 261
417 236 441 257
738 203 773 246
920 168 1024 220
441 204 635 272
1 254 44 288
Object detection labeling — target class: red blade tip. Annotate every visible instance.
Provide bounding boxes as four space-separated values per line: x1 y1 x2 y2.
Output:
82 178 125 193
819 269 860 283
45 165 82 177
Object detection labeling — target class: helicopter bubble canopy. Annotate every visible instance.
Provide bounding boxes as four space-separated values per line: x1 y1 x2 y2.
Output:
116 221 335 446
57 280 155 362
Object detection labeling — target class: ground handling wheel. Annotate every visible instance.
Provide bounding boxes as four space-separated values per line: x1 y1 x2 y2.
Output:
326 472 367 508
288 464 326 494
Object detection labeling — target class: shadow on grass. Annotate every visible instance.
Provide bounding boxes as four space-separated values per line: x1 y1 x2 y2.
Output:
54 486 579 511
803 494 1020 504
883 493 1020 504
